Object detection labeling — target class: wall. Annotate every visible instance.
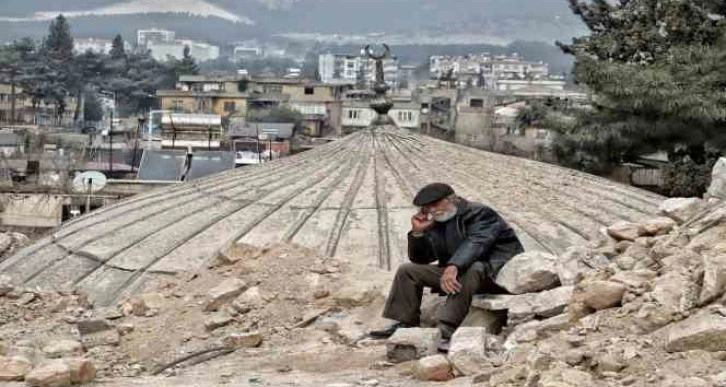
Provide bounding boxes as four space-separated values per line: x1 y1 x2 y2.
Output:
0 193 66 228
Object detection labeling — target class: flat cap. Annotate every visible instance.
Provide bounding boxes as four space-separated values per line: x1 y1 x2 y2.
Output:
413 183 455 207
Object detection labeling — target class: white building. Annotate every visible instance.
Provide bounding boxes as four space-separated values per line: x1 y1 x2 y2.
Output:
137 29 176 47
233 43 263 60
318 53 400 90
148 40 220 62
342 102 420 132
429 53 551 89
74 38 131 54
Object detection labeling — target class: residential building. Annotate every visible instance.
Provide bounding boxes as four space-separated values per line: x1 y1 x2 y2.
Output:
227 119 294 164
0 83 80 127
318 53 400 90
137 28 176 47
74 38 132 54
429 53 551 90
148 40 220 62
232 42 263 60
157 75 354 137
341 92 420 133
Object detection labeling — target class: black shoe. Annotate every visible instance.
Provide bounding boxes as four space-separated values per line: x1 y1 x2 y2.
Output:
437 339 451 353
368 322 414 339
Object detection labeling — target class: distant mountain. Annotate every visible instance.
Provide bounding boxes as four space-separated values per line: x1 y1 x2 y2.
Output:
0 0 585 44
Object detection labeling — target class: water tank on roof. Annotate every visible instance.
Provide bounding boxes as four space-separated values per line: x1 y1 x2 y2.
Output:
161 114 222 127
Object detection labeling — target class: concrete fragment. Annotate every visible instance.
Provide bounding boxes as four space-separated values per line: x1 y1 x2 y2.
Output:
652 270 696 314
386 328 440 363
708 157 726 199
666 310 726 352
0 355 32 381
41 340 83 359
0 233 13 255
223 332 263 348
556 246 609 286
504 315 570 348
539 366 593 387
232 287 264 313
643 217 677 236
460 308 507 334
0 274 13 296
496 251 560 294
596 353 624 373
609 270 657 289
63 358 96 385
413 355 453 382
607 221 646 241
488 365 527 386
447 327 501 376
203 279 247 312
333 283 383 308
25 360 71 387
700 254 726 305
660 197 706 224
204 313 235 331
75 319 114 336
17 292 37 305
577 281 626 311
124 293 164 317
10 232 30 248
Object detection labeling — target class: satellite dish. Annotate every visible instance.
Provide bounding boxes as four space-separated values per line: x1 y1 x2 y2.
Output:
72 171 107 193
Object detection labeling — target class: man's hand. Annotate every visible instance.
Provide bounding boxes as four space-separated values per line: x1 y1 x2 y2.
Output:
411 212 434 234
440 266 462 295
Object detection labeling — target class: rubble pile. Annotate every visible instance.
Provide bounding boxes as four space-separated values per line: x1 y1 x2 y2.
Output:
397 192 726 386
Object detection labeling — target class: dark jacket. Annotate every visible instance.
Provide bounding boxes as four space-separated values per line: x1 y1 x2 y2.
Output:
408 198 524 280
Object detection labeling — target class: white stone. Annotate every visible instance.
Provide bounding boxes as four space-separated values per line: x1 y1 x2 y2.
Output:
41 340 83 359
666 310 726 352
607 221 646 241
701 254 726 305
414 355 453 381
577 281 626 311
556 246 610 286
0 355 32 381
25 360 72 387
386 328 441 363
708 157 726 199
496 251 560 294
204 279 247 312
447 327 501 376
660 197 706 224
232 287 264 313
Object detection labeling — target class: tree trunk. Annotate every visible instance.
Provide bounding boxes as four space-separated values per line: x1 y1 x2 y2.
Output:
73 88 83 123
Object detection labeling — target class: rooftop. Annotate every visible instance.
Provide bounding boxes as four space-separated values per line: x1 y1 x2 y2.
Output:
0 125 662 306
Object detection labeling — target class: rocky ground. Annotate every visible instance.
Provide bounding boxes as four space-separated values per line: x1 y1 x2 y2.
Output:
2 159 726 387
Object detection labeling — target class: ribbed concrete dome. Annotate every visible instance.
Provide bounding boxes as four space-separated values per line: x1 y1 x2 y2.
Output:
0 126 662 305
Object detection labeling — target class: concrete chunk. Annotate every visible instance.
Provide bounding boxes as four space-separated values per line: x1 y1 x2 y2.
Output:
473 286 574 320
223 332 263 348
577 281 626 311
41 340 83 359
607 221 646 241
447 327 501 376
63 358 96 385
414 355 453 381
700 254 726 305
0 355 32 381
25 360 71 387
666 310 726 352
660 197 706 224
386 328 441 363
204 278 247 312
496 251 560 294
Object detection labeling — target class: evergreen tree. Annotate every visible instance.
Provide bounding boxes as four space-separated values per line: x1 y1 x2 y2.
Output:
174 45 199 77
109 34 126 60
44 14 74 60
552 0 726 192
83 92 104 122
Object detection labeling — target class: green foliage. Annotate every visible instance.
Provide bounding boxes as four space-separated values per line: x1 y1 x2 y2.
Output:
83 92 104 122
173 45 200 77
109 34 126 60
553 0 726 193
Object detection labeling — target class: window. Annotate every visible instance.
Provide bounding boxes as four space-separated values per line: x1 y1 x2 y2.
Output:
469 98 484 108
171 99 184 111
264 84 282 94
224 101 236 113
348 110 360 119
304 86 315 95
397 111 413 122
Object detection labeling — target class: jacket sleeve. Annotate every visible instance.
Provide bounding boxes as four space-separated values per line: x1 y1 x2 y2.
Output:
408 231 437 264
447 207 503 270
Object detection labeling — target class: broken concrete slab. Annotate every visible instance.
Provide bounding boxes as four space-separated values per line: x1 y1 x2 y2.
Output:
666 309 726 352
25 360 72 387
556 246 610 286
473 286 574 321
708 157 726 199
41 340 83 359
0 355 32 381
700 254 726 305
660 197 706 224
577 281 627 311
643 217 677 236
63 358 96 385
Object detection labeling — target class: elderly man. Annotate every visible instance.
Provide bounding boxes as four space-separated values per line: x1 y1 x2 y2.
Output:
370 183 524 350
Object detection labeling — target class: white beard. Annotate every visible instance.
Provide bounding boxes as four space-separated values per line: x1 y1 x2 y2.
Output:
433 207 457 223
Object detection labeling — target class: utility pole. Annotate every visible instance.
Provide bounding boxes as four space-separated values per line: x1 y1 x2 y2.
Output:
109 110 113 173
